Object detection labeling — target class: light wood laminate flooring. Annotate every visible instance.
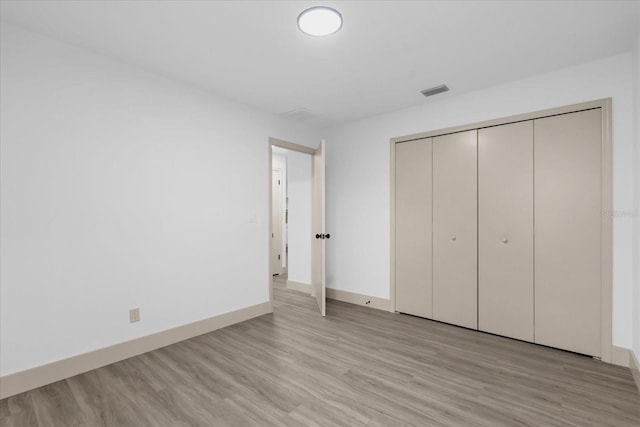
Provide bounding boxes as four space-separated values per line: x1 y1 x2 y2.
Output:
1 275 639 426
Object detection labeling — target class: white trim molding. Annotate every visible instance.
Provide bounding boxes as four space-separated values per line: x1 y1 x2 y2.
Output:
611 345 631 367
609 346 640 393
327 288 391 312
0 302 271 399
631 350 640 394
286 280 311 293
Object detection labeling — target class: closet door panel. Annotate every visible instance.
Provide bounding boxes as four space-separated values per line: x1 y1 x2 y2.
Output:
395 139 432 318
478 121 534 341
534 109 602 357
433 130 477 329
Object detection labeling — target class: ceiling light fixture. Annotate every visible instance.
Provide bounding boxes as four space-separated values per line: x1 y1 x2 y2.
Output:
297 6 343 37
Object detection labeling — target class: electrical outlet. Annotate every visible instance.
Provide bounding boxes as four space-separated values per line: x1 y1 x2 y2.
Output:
129 307 140 323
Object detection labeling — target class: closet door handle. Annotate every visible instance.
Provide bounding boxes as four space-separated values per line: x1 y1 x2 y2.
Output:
502 238 509 244
316 234 322 239
451 236 457 241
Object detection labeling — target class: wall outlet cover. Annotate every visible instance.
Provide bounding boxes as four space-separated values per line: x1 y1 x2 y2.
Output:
129 307 140 323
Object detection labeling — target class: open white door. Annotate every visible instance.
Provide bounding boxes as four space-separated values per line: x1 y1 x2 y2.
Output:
271 170 282 276
311 140 326 316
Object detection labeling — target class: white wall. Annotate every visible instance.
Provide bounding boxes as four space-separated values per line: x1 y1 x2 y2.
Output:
287 150 312 285
324 53 635 349
272 151 287 269
0 23 320 376
633 24 640 362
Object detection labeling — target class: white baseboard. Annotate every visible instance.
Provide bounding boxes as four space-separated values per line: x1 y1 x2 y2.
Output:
631 349 640 394
610 345 640 393
611 345 630 367
286 280 310 293
0 302 271 399
326 288 391 312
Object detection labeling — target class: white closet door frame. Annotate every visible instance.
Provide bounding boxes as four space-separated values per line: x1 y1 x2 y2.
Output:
389 98 612 363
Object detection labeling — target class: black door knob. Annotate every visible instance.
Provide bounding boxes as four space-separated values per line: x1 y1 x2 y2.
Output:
315 234 322 239
325 234 330 239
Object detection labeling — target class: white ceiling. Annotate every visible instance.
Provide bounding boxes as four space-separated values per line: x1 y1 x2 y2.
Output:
1 1 638 129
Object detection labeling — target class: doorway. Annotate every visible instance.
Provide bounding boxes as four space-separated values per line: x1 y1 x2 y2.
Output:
268 138 326 316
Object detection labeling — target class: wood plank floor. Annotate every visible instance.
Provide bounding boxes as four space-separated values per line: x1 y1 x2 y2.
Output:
2 276 639 426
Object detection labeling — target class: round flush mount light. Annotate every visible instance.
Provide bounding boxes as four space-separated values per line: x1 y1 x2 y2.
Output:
297 6 343 37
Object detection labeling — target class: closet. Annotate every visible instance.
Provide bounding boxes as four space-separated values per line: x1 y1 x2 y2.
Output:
392 101 609 359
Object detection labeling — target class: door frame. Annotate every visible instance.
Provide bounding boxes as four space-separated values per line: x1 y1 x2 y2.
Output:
389 98 613 363
268 137 316 312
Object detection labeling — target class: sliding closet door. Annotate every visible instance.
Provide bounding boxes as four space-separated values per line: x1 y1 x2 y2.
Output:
433 130 477 329
478 121 534 341
534 109 602 357
395 139 432 318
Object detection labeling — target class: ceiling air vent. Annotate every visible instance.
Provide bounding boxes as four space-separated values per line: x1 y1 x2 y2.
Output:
282 107 315 122
421 84 449 98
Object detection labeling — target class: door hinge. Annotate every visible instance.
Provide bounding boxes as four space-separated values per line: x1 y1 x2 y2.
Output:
278 179 280 185
278 254 281 260
272 233 274 238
